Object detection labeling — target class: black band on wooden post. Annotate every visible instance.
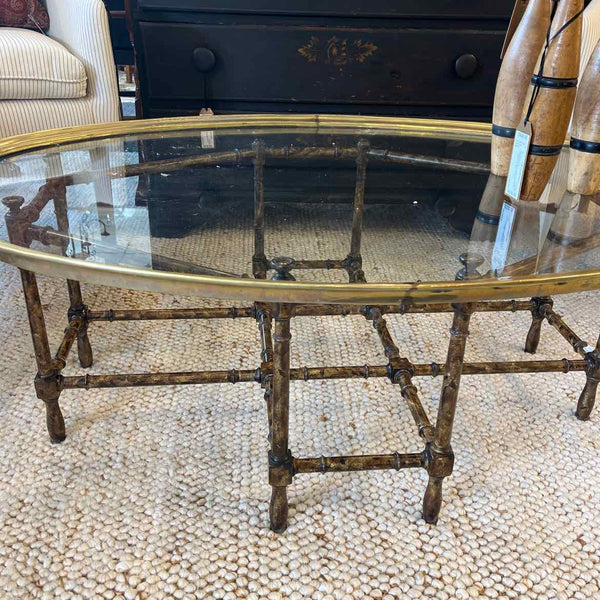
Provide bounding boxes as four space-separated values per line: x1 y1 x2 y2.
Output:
570 138 600 153
530 74 577 88
491 124 516 138
529 144 564 156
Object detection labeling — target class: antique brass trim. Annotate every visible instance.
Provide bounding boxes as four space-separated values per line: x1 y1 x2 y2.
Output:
3 240 600 304
0 114 493 158
0 115 592 304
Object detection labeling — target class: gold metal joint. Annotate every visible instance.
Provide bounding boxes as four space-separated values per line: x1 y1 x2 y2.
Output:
268 450 294 485
68 303 88 322
424 443 454 478
532 296 553 319
34 371 63 402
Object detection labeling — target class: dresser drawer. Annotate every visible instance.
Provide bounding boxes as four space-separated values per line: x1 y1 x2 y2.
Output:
139 22 503 107
137 0 514 19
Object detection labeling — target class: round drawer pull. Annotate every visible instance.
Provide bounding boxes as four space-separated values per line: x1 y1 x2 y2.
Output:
454 53 478 79
193 47 216 72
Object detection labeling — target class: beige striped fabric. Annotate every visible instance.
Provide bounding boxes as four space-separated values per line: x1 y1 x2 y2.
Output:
0 28 87 100
0 0 120 138
0 98 95 138
45 0 120 125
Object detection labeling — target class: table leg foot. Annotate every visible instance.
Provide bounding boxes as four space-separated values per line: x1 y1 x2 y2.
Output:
77 330 94 369
269 486 288 533
422 476 443 524
45 399 66 443
576 336 600 420
576 375 598 421
524 319 543 354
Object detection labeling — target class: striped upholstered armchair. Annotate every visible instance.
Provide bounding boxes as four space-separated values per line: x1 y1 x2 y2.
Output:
0 0 120 138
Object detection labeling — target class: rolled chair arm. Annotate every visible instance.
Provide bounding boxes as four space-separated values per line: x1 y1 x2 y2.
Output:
45 0 121 124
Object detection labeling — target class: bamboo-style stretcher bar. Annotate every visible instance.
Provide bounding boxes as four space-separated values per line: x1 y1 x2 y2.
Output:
52 315 83 371
85 300 535 322
4 130 599 534
545 307 590 357
59 358 589 391
57 144 487 184
293 453 425 474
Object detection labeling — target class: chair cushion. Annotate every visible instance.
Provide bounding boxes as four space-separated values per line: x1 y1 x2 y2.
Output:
0 0 49 31
0 27 87 99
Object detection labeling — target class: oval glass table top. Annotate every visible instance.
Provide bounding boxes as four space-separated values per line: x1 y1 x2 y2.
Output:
1 115 599 304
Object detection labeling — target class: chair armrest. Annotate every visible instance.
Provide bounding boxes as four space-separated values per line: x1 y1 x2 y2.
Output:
45 0 120 124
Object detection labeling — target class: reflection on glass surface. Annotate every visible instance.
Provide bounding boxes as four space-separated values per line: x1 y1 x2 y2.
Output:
491 199 541 277
538 192 600 275
0 124 599 286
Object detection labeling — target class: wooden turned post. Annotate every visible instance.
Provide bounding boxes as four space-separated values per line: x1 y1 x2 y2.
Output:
568 39 600 196
268 303 294 532
491 0 553 176
469 174 506 255
537 39 600 276
520 0 583 202
423 303 473 524
471 0 550 259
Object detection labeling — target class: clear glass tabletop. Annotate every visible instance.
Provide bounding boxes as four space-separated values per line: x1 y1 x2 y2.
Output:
0 115 599 303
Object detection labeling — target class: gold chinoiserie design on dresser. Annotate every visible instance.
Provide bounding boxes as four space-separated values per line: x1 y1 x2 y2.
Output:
298 36 378 66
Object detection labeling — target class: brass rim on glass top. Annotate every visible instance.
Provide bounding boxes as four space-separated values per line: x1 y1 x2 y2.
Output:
1 113 599 305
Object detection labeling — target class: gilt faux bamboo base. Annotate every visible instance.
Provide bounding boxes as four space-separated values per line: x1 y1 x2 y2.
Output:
4 137 599 531
20 290 600 532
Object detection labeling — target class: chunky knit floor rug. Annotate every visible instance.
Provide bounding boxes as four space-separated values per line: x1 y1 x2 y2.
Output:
1 253 599 599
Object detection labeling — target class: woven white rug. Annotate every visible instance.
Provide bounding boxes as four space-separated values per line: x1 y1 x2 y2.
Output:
1 256 599 600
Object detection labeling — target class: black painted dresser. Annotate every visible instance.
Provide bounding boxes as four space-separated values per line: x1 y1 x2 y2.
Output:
129 0 515 119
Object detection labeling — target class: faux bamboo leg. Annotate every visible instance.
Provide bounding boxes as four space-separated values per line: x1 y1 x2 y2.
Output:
256 303 274 440
346 139 369 283
68 285 93 368
21 269 66 443
53 182 93 368
423 303 473 524
525 297 552 354
576 333 600 420
269 304 294 532
3 194 65 442
264 375 273 442
349 139 368 259
252 140 268 279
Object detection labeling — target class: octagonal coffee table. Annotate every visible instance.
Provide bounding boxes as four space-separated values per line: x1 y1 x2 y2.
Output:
1 114 598 532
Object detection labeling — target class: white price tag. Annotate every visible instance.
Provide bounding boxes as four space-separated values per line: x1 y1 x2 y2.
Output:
505 122 532 201
492 201 517 274
201 130 215 149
